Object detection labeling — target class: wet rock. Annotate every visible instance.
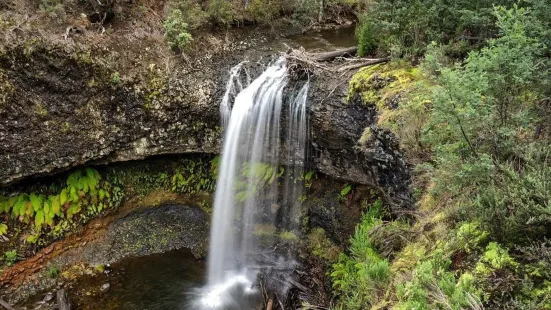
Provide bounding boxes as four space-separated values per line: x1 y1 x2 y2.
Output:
0 39 410 212
42 292 54 302
308 78 411 210
4 204 208 305
99 283 110 293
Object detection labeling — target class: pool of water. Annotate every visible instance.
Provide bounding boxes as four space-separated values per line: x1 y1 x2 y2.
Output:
25 249 261 310
70 249 206 309
285 26 357 51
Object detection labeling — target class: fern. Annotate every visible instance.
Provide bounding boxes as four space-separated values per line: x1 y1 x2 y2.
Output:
30 193 44 212
60 189 68 205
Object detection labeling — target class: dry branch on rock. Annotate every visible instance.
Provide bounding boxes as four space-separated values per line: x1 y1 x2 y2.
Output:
285 46 389 74
0 299 14 310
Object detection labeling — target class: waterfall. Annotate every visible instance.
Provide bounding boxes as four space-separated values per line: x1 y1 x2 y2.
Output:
198 58 309 309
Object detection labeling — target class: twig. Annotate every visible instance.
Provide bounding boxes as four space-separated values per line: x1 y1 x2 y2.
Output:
0 299 14 310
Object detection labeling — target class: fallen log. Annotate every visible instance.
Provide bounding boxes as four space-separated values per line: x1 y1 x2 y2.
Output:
56 289 71 310
311 46 357 62
0 299 14 310
337 57 390 72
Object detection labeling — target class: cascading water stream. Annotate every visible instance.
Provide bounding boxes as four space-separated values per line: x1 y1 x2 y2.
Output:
198 58 309 309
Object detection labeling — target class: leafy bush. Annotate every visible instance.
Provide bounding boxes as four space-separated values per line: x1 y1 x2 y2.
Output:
331 199 389 309
357 0 520 56
356 15 378 56
396 255 481 310
4 250 17 266
207 0 236 26
422 5 550 244
247 0 281 23
308 227 340 263
0 223 7 236
0 168 119 244
163 9 193 50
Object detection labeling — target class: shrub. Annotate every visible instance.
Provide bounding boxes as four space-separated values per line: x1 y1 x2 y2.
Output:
47 265 59 278
330 199 389 309
4 250 17 266
308 227 340 263
356 15 378 56
207 0 236 26
396 254 481 309
247 0 281 23
163 9 193 50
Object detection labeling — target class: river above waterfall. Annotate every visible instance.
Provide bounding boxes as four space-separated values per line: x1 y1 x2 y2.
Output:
285 26 357 51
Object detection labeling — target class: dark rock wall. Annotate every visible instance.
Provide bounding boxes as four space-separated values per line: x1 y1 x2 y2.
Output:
0 37 411 208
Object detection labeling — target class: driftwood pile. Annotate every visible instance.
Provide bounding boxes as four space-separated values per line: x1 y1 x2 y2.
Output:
284 46 389 74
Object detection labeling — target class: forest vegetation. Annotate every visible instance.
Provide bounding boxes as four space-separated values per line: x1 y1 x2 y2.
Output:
0 0 550 309
330 0 551 309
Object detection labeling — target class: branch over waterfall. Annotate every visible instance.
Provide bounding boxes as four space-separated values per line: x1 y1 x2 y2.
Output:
284 46 390 75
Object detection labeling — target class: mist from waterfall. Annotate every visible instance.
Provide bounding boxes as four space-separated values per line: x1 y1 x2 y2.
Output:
198 58 309 309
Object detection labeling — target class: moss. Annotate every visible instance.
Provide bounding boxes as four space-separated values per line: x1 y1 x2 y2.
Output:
73 49 94 65
33 102 48 116
348 61 426 136
474 242 518 276
280 230 298 242
349 62 420 105
253 223 276 237
358 127 372 146
308 227 340 263
391 243 426 272
94 264 105 273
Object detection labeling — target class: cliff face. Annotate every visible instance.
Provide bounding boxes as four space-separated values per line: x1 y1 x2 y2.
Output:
0 1 410 208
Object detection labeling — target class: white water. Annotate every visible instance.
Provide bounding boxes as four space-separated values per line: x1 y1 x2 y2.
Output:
199 58 309 308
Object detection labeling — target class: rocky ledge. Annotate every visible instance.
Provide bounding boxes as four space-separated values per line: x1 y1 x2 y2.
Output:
2 204 208 304
0 17 410 209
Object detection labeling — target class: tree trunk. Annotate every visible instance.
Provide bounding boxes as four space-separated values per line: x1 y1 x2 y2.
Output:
337 57 390 71
312 46 358 62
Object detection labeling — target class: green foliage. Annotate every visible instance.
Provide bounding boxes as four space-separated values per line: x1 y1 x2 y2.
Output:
279 230 298 242
164 9 194 50
0 223 7 236
474 242 518 276
170 158 217 194
4 250 17 266
207 0 236 26
421 5 551 245
47 265 59 278
331 199 389 309
351 3 551 308
338 184 352 201
0 168 119 245
39 0 65 18
308 227 340 263
247 0 281 23
355 0 551 57
455 222 488 253
356 15 378 57
396 255 480 310
234 163 283 202
290 0 322 27
111 72 121 84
